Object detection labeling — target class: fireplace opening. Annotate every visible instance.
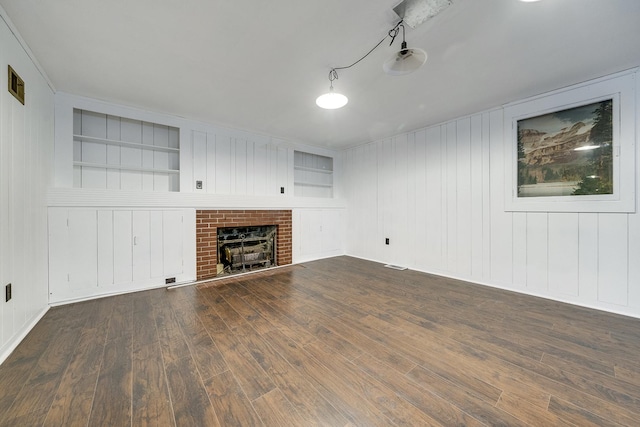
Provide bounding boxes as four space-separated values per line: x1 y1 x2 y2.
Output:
217 225 277 275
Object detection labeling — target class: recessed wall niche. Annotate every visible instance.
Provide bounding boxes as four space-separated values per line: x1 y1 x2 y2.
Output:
73 109 180 191
294 150 333 198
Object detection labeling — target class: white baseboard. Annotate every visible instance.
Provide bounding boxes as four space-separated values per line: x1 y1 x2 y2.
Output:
0 306 50 365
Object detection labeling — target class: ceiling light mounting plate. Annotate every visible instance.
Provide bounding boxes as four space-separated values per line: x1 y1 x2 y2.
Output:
393 0 452 29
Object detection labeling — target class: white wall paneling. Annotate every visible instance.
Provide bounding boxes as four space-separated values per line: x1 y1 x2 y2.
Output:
548 213 579 297
0 11 54 363
526 213 548 292
469 114 485 280
412 129 428 271
597 214 629 306
344 142 377 262
48 208 196 304
190 130 320 198
488 109 514 287
292 209 345 263
425 126 444 269
445 122 457 272
344 69 640 318
456 118 472 278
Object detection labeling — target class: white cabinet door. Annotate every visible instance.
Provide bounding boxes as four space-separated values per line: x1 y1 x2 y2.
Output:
294 209 345 263
133 210 151 282
162 210 184 277
49 209 98 302
113 210 133 284
321 210 343 254
49 208 195 304
97 210 114 286
299 210 323 257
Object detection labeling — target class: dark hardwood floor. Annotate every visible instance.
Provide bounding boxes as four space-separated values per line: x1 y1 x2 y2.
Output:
1 256 640 426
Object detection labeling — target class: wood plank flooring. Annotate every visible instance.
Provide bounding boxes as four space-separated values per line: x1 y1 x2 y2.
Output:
1 256 640 426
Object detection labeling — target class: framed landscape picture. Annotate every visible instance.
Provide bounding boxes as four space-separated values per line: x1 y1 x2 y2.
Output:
517 99 613 198
504 71 636 213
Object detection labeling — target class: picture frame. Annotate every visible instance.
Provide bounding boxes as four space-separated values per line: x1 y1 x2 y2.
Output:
504 71 636 213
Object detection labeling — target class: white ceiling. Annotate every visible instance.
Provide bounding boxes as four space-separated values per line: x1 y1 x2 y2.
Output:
1 0 639 149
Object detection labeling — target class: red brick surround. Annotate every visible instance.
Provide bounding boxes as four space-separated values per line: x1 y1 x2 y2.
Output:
196 210 292 280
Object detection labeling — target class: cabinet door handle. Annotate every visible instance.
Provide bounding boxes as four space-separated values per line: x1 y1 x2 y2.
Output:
134 236 138 246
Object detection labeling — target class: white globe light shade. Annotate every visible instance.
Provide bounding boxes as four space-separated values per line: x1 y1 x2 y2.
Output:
316 91 348 109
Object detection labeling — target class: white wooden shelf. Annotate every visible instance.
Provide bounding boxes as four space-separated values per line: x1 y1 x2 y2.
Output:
294 165 333 174
73 162 179 174
293 150 334 198
73 108 181 191
294 181 333 188
73 134 179 153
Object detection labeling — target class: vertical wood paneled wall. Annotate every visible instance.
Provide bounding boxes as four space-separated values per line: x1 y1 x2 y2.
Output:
190 130 293 196
343 71 640 318
0 13 55 361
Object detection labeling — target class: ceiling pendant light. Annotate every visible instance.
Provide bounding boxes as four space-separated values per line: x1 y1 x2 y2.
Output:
316 0 451 107
383 23 427 76
316 69 348 109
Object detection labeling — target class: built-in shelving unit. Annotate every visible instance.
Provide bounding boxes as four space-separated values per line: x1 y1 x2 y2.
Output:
73 109 180 191
294 151 333 198
73 134 180 153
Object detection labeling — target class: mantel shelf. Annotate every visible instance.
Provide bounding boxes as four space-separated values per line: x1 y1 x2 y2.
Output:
73 161 179 174
74 134 180 153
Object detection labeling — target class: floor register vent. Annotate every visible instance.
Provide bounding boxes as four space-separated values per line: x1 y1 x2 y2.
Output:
384 264 408 271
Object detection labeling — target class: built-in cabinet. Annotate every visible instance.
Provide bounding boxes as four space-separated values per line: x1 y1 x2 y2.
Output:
48 208 196 303
293 209 345 263
72 108 180 191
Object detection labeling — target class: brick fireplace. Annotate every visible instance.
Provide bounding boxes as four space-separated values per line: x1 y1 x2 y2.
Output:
196 210 292 280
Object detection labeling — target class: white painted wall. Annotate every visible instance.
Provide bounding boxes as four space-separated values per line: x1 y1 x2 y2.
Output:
343 70 640 318
0 12 54 362
190 129 292 196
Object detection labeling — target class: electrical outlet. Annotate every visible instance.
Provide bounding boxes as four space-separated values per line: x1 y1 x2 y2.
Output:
165 277 176 284
195 180 203 189
5 283 11 302
280 187 285 194
385 238 390 245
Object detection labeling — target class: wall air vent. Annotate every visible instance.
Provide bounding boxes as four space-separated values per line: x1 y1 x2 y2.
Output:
8 65 25 105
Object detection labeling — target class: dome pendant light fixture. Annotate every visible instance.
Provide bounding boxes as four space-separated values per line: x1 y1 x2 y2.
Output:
383 24 427 76
316 69 348 109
